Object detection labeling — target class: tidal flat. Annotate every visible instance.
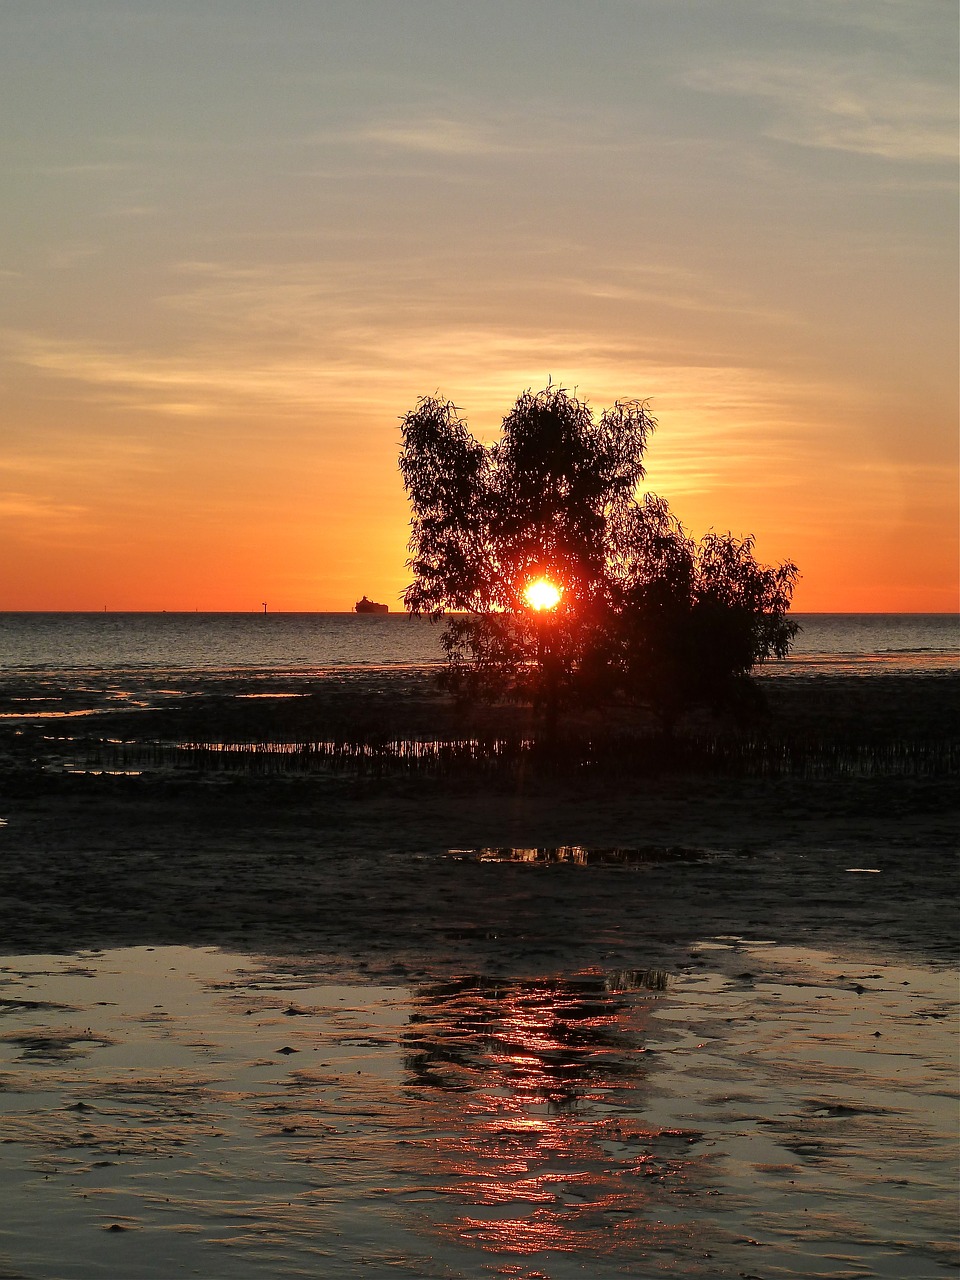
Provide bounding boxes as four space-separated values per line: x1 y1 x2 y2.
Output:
0 668 956 1276
1 942 956 1279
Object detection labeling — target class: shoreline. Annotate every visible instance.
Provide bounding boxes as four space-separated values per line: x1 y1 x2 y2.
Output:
2 663 957 738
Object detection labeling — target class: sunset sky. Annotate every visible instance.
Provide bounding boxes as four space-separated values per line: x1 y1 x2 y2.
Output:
2 0 956 612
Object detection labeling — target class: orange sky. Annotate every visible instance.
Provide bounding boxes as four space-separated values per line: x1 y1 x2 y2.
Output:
1 2 957 612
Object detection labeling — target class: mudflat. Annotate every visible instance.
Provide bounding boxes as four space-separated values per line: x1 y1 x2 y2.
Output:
0 668 956 973
0 669 956 1279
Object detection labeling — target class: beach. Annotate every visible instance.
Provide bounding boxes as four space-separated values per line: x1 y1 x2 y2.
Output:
0 666 957 1277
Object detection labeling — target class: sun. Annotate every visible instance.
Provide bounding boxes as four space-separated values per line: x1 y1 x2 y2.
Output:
523 578 562 611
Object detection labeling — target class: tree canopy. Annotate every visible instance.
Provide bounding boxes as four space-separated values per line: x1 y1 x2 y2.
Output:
400 385 798 724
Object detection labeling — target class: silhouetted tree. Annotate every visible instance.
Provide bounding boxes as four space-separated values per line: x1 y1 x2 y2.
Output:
400 385 798 727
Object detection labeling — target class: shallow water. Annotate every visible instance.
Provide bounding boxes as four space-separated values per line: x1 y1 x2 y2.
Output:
0 945 956 1278
44 732 959 783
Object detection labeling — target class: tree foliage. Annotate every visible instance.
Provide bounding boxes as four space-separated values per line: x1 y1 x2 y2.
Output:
400 386 798 724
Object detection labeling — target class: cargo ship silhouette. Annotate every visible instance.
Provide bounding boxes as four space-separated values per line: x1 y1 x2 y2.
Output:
354 595 389 614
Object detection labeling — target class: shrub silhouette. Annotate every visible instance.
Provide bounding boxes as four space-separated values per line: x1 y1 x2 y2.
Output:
400 385 798 727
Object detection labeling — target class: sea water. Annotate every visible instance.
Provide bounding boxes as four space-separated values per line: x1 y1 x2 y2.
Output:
0 612 955 676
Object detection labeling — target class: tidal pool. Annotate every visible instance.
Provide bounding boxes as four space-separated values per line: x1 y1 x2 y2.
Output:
0 944 955 1278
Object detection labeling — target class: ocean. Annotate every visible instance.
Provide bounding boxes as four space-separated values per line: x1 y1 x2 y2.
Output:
0 612 955 678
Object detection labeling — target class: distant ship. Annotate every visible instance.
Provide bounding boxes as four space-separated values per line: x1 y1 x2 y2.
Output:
354 595 389 614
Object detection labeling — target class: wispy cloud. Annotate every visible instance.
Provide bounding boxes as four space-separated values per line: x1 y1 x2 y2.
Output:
684 59 956 162
328 104 630 160
155 250 799 369
3 320 826 453
355 117 502 156
570 263 799 326
0 491 85 521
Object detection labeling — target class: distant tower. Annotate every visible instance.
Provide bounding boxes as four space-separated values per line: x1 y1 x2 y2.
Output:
262 602 268 613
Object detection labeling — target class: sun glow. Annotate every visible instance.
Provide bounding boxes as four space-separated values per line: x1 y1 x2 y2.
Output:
523 578 562 611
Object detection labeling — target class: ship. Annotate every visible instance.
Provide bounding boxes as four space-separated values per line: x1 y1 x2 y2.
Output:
354 595 389 614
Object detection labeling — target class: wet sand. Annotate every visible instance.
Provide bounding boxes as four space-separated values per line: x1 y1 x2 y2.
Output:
0 669 957 1276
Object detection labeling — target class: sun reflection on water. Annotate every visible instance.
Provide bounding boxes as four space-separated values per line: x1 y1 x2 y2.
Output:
402 971 704 1258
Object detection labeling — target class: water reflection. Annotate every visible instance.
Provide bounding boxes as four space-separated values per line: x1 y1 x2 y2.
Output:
3 948 954 1276
402 970 704 1259
447 846 708 865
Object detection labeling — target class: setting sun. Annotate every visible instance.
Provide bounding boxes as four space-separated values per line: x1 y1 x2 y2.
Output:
523 578 562 611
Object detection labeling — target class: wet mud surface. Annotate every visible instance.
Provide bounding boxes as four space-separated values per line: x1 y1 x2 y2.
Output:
0 768 956 976
0 668 956 1276
0 944 955 1279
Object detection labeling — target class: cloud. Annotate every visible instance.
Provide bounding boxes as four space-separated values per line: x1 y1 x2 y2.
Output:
684 59 956 162
3 319 827 456
325 104 630 160
569 263 798 326
356 117 502 156
4 327 418 419
156 249 799 371
0 491 85 521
